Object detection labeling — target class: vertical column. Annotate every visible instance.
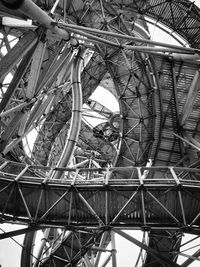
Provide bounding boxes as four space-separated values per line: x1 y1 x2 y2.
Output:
111 231 117 267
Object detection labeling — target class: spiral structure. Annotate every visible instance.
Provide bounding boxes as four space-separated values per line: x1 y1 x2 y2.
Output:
0 0 200 266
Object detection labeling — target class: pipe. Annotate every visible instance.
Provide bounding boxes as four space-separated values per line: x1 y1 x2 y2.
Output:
50 0 60 15
173 133 200 152
114 230 181 267
111 231 117 267
58 22 200 54
51 49 86 180
33 228 51 267
1 0 70 40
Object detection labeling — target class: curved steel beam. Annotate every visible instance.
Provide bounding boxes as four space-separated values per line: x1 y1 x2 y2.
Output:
51 49 86 180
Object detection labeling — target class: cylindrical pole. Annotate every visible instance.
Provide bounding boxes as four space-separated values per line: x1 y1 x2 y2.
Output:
58 22 199 54
1 0 70 40
33 228 51 267
51 49 86 180
111 231 117 267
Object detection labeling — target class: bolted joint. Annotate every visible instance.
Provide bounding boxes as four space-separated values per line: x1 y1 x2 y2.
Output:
141 225 151 232
50 21 57 27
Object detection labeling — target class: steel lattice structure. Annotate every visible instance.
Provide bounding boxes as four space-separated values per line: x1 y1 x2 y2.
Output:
0 0 200 266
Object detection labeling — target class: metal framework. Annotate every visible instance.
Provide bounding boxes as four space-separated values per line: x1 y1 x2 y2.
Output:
0 0 200 266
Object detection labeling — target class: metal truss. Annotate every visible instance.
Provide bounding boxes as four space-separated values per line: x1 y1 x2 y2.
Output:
1 161 200 266
0 161 200 229
0 0 200 267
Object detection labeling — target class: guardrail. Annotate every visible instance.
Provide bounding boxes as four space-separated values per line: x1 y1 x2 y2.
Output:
0 158 200 187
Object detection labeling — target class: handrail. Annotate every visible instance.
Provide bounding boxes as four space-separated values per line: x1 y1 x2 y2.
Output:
0 158 200 186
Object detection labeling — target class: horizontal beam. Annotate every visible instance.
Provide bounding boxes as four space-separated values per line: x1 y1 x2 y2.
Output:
0 161 200 186
0 225 44 239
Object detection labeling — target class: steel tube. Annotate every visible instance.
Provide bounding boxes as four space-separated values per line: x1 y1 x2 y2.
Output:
77 191 104 226
0 225 43 240
100 255 112 267
59 22 199 54
111 191 138 224
51 49 86 180
94 232 109 267
50 0 60 15
58 25 195 55
114 230 181 267
111 231 117 267
33 228 51 267
2 0 70 40
173 133 200 152
181 249 200 267
0 98 36 118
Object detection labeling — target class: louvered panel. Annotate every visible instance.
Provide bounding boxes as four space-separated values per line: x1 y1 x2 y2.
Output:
184 121 199 132
159 142 181 154
156 151 174 164
190 108 200 119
